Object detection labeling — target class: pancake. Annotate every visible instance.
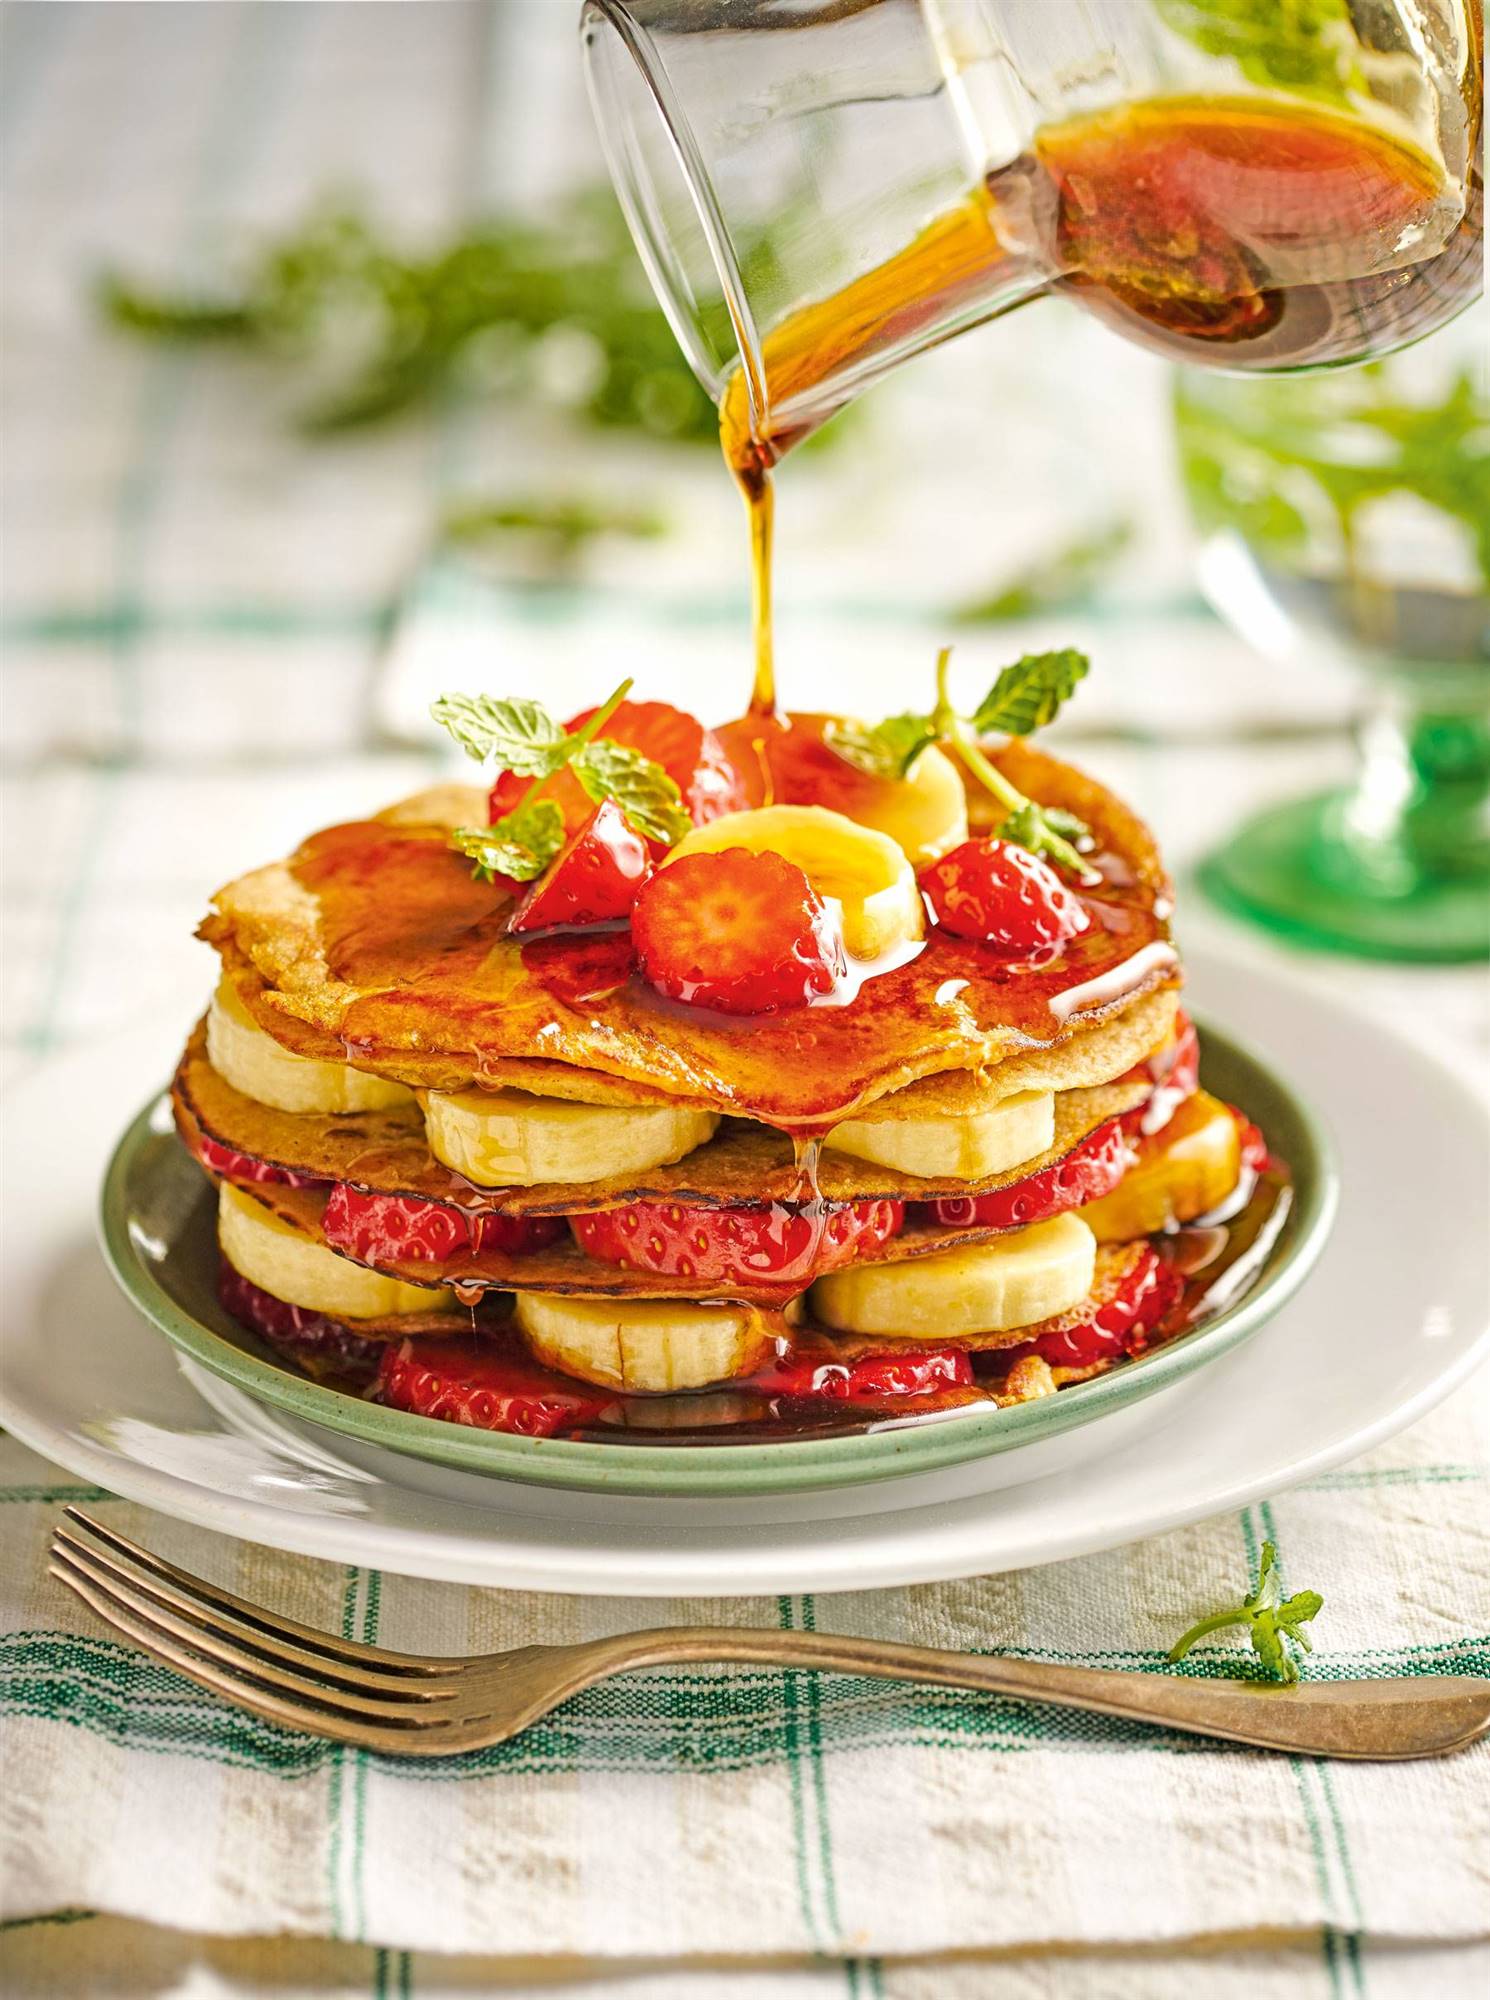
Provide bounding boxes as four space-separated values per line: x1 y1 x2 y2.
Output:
199 741 1178 1126
173 1020 1152 1212
219 954 1177 1113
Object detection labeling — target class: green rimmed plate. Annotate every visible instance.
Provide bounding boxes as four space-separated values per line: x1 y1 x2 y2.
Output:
99 1018 1335 1497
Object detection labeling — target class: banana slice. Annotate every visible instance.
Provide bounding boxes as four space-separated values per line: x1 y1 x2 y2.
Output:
423 1089 717 1189
207 978 413 1116
514 1291 768 1392
850 742 968 868
810 1213 1096 1339
1080 1090 1241 1242
666 804 922 958
825 1088 1054 1179
217 1183 452 1319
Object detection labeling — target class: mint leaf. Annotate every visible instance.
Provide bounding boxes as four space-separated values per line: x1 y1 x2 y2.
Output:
971 650 1089 739
1167 1540 1324 1685
572 739 691 846
997 800 1093 864
450 797 565 883
824 714 939 779
431 693 568 774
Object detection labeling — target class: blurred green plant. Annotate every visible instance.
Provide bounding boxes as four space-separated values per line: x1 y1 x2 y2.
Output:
950 518 1134 623
1154 0 1367 102
1175 365 1490 582
99 190 719 441
439 495 669 569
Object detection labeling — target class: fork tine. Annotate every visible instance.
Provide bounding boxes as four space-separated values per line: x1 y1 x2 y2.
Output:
50 1563 472 1757
49 1546 458 1729
51 1522 453 1703
60 1508 458 1675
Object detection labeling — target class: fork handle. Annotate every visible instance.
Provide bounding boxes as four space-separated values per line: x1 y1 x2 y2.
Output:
570 1629 1488 1760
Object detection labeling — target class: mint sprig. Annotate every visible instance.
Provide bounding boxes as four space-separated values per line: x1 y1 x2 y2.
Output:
826 647 1095 877
1167 1541 1324 1686
432 676 689 882
430 693 568 775
450 800 566 884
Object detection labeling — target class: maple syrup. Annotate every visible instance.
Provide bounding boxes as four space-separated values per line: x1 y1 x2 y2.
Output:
721 92 1482 709
286 738 1173 1134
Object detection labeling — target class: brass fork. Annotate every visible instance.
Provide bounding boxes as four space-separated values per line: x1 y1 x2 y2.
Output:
50 1509 1489 1761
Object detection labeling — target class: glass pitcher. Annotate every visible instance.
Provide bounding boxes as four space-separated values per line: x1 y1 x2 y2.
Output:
580 0 1483 469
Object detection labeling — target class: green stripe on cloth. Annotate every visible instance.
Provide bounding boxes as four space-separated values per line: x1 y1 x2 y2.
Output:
0 1486 114 1505
8 1629 1487 1780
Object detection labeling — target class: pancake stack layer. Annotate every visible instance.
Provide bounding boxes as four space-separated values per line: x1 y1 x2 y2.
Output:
176 725 1287 1441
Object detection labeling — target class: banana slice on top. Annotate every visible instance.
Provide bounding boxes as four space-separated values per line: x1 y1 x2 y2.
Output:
810 1213 1096 1339
825 1088 1055 1180
514 1292 769 1392
423 1088 718 1189
207 978 413 1116
218 1183 452 1319
666 804 922 959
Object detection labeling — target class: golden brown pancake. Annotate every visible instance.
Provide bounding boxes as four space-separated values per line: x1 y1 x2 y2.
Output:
199 742 1178 1126
174 1021 1151 1212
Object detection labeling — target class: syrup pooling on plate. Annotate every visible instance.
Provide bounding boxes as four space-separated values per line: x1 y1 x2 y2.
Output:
281 736 1175 1130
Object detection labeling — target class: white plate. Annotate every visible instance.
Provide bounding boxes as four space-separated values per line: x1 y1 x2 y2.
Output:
1 946 1486 1595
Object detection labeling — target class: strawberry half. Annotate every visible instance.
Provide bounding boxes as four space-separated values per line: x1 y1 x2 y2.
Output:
507 800 651 934
920 837 1089 954
756 1346 973 1404
572 1196 903 1289
322 1185 565 1265
926 1115 1134 1230
488 699 748 844
190 1131 326 1190
632 848 846 1015
378 1335 617 1437
218 1262 384 1381
996 1243 1182 1372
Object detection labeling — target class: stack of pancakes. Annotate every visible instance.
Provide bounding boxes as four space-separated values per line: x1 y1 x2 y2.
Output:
176 745 1261 1436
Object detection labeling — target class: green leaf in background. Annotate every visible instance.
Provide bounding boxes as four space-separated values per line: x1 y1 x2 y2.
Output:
1175 365 1490 584
951 519 1133 624
450 799 565 884
440 495 669 565
970 649 1090 738
98 192 720 443
1154 0 1367 103
572 739 692 846
430 693 568 773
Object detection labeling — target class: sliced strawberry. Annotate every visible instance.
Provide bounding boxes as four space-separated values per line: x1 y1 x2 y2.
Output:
1233 1109 1271 1176
566 698 748 827
1154 1010 1200 1100
190 1131 326 1190
919 837 1090 954
572 1196 904 1288
507 800 651 934
995 1244 1183 1372
378 1335 617 1437
489 700 748 845
756 1345 973 1404
1117 1008 1200 1140
322 1185 565 1265
632 848 846 1015
926 1115 1134 1230
218 1261 384 1381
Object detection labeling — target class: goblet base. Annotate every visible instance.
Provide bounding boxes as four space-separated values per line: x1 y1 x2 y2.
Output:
1198 792 1490 964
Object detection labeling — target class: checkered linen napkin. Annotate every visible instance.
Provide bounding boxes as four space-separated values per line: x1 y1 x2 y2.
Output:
3 1383 1488 1991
